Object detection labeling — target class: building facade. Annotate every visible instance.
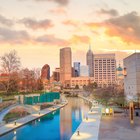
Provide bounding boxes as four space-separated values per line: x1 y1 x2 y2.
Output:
94 54 116 87
86 46 94 77
73 62 80 77
60 47 72 87
124 53 140 101
71 77 94 88
80 65 89 77
52 68 60 82
41 64 50 80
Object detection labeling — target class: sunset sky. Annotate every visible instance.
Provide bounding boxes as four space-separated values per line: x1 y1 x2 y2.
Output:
0 0 140 72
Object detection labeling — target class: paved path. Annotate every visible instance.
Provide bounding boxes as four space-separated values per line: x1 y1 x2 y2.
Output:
99 115 140 140
0 101 68 136
70 95 102 140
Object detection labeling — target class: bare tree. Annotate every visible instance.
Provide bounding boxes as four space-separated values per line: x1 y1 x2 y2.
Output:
0 50 21 94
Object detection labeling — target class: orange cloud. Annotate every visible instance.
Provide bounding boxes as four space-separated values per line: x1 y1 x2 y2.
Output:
70 35 90 44
49 7 67 15
62 20 79 27
85 11 140 44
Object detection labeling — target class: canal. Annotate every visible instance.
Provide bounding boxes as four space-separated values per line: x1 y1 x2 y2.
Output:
0 97 90 140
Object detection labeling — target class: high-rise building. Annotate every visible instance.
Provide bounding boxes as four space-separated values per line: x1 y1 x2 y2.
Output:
73 62 80 77
94 54 116 87
60 47 72 87
124 53 140 101
41 64 50 80
80 65 89 77
52 68 60 82
86 45 94 77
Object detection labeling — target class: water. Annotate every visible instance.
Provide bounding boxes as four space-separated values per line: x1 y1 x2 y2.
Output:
0 97 90 140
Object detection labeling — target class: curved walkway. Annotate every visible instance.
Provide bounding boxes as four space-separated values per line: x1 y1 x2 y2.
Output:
70 95 102 140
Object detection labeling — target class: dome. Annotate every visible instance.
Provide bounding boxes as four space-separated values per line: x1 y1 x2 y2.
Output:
117 67 123 71
117 65 123 71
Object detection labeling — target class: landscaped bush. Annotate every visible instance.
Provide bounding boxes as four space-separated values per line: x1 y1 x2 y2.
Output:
3 107 30 123
40 103 53 110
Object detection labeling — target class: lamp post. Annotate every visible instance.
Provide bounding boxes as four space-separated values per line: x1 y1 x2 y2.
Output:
129 101 134 124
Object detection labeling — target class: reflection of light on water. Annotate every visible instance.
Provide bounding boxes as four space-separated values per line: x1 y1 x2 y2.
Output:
14 130 16 135
13 136 16 140
75 109 80 121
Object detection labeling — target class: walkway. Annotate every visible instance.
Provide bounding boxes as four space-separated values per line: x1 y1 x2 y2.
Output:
70 95 102 140
0 101 68 136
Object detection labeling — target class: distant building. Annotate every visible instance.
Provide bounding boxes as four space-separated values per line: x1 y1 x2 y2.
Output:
80 65 89 77
124 53 140 101
71 77 94 88
86 45 94 77
116 64 124 86
52 68 60 82
73 62 80 77
60 47 72 87
41 64 50 80
94 54 116 88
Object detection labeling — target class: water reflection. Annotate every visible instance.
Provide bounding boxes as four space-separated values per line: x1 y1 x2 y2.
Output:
0 97 90 140
60 97 90 140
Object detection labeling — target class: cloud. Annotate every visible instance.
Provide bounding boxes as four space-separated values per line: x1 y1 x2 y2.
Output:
49 7 67 15
70 35 90 44
62 20 79 27
19 0 69 6
19 18 54 30
0 27 30 44
35 34 69 46
47 0 69 6
0 14 14 26
86 11 140 44
97 8 119 17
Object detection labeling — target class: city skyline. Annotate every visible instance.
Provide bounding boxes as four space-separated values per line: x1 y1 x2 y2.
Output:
0 0 140 71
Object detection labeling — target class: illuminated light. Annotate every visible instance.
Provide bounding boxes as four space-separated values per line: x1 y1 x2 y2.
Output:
14 130 16 135
106 108 109 114
38 119 40 122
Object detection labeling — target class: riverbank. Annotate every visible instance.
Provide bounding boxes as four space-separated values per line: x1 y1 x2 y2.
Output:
70 95 102 140
0 101 68 137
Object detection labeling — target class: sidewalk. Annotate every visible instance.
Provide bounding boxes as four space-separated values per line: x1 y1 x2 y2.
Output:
70 96 102 140
99 114 140 140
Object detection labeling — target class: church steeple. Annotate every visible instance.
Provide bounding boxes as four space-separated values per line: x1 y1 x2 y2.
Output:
89 44 92 51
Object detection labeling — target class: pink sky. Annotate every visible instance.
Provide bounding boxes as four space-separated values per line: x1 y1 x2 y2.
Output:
0 0 140 72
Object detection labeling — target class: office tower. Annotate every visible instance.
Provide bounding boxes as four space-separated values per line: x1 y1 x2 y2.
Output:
53 68 60 82
73 62 80 77
80 65 89 77
60 47 72 87
86 45 94 77
124 53 140 101
41 64 50 80
94 54 116 87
